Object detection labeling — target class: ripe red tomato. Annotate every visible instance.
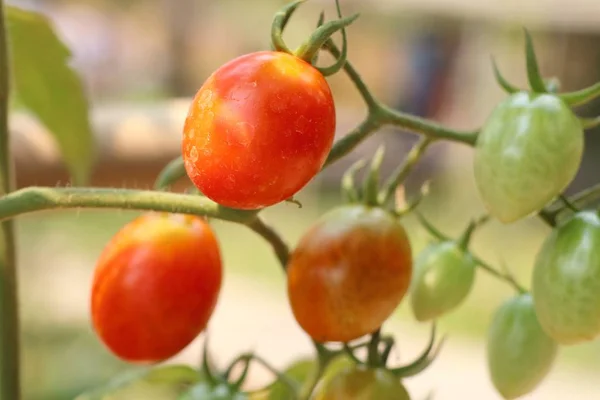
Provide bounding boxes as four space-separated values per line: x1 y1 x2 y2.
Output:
91 213 222 363
182 50 336 210
287 205 412 343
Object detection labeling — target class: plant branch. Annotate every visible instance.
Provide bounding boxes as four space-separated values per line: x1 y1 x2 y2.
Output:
0 187 258 224
0 1 20 399
472 255 527 294
542 183 600 225
379 137 433 204
247 217 290 270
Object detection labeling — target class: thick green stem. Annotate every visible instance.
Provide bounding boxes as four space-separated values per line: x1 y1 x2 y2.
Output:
376 105 478 145
324 117 382 167
0 187 258 224
0 2 20 398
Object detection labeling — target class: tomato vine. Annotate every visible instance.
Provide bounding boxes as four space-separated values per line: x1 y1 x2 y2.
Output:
2 0 600 399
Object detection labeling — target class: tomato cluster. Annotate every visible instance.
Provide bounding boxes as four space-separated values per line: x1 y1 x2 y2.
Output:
84 2 600 399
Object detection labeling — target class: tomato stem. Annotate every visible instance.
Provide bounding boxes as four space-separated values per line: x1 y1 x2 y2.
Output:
366 329 382 367
523 29 548 93
542 184 600 225
154 156 186 190
0 186 259 223
270 0 304 54
0 2 20 399
313 0 349 77
379 137 433 206
491 57 521 94
294 13 359 64
246 217 290 269
362 146 385 207
389 324 442 378
580 115 600 130
341 158 366 203
559 81 600 107
473 255 527 294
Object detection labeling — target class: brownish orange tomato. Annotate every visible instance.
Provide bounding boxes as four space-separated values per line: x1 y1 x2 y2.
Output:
182 50 336 210
286 205 412 343
91 213 222 363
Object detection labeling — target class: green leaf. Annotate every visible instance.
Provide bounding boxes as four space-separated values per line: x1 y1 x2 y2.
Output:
6 5 96 185
75 365 204 400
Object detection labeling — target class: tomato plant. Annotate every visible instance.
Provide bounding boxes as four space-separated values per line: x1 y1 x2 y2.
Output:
91 212 222 363
2 1 600 400
182 50 335 210
286 204 412 343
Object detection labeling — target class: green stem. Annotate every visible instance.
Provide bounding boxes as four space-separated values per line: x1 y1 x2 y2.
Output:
246 217 290 270
543 183 600 225
377 104 478 145
366 330 382 367
560 81 600 107
154 156 186 190
0 187 258 224
299 342 334 400
472 255 527 294
379 137 433 205
0 2 20 399
294 13 359 63
324 117 382 168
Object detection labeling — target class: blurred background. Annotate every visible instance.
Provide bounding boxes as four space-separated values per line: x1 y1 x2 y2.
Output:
4 0 600 399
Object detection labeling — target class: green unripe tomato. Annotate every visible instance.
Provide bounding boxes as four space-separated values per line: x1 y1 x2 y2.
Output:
486 293 558 399
312 365 410 400
409 241 476 322
474 91 583 223
532 211 600 344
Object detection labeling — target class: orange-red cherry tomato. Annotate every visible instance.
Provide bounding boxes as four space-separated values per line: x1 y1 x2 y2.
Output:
91 213 222 363
287 205 413 343
182 50 336 210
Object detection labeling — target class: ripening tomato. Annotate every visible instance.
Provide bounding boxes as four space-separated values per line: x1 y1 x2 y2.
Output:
179 382 248 400
91 213 222 363
487 294 558 399
409 241 477 322
312 365 411 400
532 211 600 345
473 91 583 223
287 205 412 343
182 50 336 210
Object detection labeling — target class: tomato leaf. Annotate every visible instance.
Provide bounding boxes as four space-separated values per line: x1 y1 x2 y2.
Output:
74 365 204 400
6 5 96 185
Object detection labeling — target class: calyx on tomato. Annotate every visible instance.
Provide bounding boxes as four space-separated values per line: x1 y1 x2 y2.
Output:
532 210 600 344
486 293 558 399
473 91 583 223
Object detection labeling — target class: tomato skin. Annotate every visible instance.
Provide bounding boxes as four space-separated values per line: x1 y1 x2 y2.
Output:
287 205 412 343
182 50 336 210
409 241 476 322
532 211 600 344
91 213 222 363
487 293 558 400
312 365 410 400
473 91 583 223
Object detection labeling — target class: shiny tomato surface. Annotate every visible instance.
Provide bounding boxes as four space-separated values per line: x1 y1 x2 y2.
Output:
182 51 336 210
287 205 412 343
91 213 222 363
